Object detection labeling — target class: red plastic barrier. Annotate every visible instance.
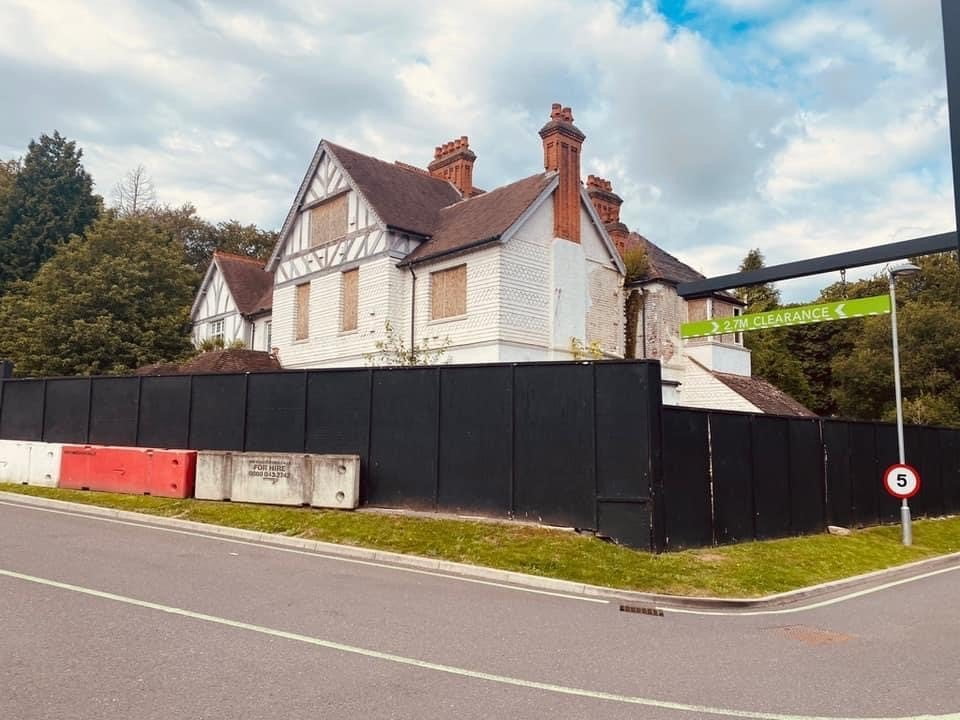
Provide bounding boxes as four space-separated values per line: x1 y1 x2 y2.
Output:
60 445 196 499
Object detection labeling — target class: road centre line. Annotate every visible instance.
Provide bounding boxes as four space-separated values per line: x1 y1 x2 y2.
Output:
0 500 606 605
659 564 960 617
1 567 956 720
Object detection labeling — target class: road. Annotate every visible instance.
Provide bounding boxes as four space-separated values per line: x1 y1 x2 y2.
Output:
1 497 958 720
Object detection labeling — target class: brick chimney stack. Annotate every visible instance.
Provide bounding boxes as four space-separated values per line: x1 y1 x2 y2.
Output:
428 136 476 196
587 175 629 256
539 103 585 244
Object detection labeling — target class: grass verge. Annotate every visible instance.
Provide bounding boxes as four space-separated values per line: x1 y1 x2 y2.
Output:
2 483 958 598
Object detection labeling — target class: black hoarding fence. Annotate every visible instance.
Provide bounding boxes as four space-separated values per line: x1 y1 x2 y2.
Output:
659 408 960 551
0 361 663 549
5 363 958 553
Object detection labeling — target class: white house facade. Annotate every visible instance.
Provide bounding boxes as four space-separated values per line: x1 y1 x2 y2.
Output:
190 251 273 352
265 104 625 369
189 103 812 417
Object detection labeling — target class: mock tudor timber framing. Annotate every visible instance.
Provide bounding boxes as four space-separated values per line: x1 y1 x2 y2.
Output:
678 0 960 298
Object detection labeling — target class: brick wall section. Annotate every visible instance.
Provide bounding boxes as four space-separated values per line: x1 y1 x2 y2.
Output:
539 103 584 244
427 137 475 196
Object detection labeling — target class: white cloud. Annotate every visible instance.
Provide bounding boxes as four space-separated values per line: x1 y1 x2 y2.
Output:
0 0 952 305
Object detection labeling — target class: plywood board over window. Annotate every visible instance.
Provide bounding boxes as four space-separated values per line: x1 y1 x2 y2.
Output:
295 282 310 340
309 193 348 248
341 268 359 331
431 264 467 320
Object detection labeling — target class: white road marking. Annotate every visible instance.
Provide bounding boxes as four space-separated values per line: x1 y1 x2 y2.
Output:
0 500 606 605
659 564 960 617
0 567 956 720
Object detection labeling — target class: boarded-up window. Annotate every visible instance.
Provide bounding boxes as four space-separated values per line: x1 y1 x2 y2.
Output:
341 268 359 331
309 194 348 247
295 282 310 340
431 265 467 320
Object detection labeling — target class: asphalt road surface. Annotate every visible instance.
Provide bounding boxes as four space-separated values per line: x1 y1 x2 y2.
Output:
1 498 958 720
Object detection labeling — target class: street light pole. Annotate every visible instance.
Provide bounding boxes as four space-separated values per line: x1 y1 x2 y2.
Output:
888 262 919 546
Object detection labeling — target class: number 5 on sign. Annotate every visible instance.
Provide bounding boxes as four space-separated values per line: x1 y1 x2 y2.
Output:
883 464 921 499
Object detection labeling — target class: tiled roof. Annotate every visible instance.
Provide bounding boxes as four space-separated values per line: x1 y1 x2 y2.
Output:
629 233 742 303
215 252 273 316
136 349 282 376
326 142 462 236
402 172 556 265
709 368 816 417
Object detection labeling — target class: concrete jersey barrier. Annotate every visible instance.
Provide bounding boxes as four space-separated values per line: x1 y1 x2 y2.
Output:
195 451 360 509
0 440 62 487
59 445 196 499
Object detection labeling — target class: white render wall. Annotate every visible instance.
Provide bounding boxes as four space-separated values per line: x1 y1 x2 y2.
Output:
411 243 501 357
685 340 752 376
273 254 407 369
581 205 624 357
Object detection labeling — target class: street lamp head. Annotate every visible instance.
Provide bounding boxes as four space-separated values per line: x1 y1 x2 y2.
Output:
889 262 920 278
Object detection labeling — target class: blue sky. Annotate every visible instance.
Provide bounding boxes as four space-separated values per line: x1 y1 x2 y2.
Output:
0 0 952 301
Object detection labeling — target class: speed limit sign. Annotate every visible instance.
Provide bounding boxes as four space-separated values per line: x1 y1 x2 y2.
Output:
883 464 921 499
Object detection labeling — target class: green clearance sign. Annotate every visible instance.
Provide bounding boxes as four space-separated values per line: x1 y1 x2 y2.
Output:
680 294 892 340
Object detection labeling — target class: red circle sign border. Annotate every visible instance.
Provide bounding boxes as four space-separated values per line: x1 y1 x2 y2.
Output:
883 463 922 499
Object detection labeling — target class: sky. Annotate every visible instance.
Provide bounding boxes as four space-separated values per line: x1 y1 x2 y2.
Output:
0 0 954 301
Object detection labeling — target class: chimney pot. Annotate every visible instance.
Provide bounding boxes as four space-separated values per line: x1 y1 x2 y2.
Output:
428 135 477 196
539 102 585 244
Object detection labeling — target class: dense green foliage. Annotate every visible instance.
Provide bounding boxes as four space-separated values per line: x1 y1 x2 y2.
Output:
0 215 196 376
737 249 960 426
736 249 814 409
146 203 277 279
0 133 279 376
0 133 102 290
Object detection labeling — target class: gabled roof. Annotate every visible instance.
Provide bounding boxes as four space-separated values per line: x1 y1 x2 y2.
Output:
629 233 743 304
402 172 557 265
213 252 273 316
326 142 462 236
708 366 816 417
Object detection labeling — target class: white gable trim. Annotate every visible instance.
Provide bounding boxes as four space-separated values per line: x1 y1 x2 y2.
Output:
266 140 387 272
579 186 625 276
190 256 225 320
498 173 559 246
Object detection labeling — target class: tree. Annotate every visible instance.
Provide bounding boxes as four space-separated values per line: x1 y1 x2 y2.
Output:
0 215 195 376
112 164 157 216
735 248 779 313
0 132 102 290
622 246 649 359
144 204 277 280
830 252 960 427
733 249 813 408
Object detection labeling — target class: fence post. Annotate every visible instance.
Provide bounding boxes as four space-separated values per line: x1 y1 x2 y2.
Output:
648 362 667 553
0 360 12 379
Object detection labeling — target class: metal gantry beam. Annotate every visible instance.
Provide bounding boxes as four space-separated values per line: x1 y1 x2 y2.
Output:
676 232 956 298
943 0 960 258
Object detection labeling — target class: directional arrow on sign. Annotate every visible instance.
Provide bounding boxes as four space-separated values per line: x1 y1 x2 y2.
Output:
835 303 846 319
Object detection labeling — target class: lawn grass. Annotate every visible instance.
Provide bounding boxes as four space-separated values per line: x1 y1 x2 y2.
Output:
3 483 959 598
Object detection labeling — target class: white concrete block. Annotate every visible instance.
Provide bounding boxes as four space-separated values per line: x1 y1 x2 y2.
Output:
0 440 61 487
0 440 31 484
196 451 360 509
229 454 311 506
310 455 360 509
30 442 62 487
194 452 232 501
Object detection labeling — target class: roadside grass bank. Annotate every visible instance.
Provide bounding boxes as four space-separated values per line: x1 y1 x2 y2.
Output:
3 483 958 598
